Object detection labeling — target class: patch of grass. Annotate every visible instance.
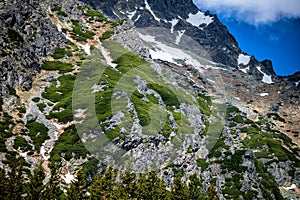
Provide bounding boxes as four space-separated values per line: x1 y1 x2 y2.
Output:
42 75 75 103
26 122 49 151
198 93 211 105
130 90 151 126
51 5 61 12
147 84 180 109
46 75 75 123
231 115 244 123
71 21 95 42
37 103 47 112
85 9 107 22
0 112 14 138
197 97 211 116
221 150 247 172
222 187 241 199
100 30 114 41
13 136 31 151
50 125 89 162
32 97 40 103
161 119 173 138
208 136 225 158
239 127 260 134
206 121 224 151
225 106 240 119
243 134 265 149
83 158 99 177
197 159 208 170
267 113 285 122
17 107 26 114
42 61 73 74
255 151 271 159
105 127 123 140
57 10 68 17
52 48 72 59
273 133 293 146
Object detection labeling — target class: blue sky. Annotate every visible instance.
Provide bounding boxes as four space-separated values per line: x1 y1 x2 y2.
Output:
194 0 300 76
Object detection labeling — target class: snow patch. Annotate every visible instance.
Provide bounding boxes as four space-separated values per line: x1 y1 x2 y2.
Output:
112 11 120 19
135 15 141 22
99 46 118 68
56 24 62 32
186 11 213 27
40 145 50 160
145 0 160 22
283 184 296 191
61 172 76 184
175 30 185 45
257 66 274 84
170 19 179 33
238 54 251 65
78 43 91 55
259 93 269 97
295 81 300 87
128 10 137 20
234 97 241 101
240 66 250 73
138 33 204 71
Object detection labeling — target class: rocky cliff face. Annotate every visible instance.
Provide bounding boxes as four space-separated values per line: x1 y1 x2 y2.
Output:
0 0 66 95
80 0 294 83
0 0 299 199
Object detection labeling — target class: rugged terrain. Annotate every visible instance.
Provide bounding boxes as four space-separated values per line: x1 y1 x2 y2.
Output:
0 0 299 199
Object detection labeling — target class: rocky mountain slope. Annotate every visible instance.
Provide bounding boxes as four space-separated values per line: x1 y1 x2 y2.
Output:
0 0 299 199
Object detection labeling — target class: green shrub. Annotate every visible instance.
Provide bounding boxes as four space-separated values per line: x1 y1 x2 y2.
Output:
0 137 7 152
197 159 208 170
17 107 26 114
105 127 123 140
147 84 180 108
37 103 47 112
231 115 244 123
50 125 89 162
100 31 114 41
8 28 23 43
51 5 61 12
26 122 49 150
161 120 172 138
267 113 285 122
52 48 72 59
57 10 68 17
83 158 99 177
71 21 95 42
226 106 239 118
42 61 73 74
197 97 211 116
85 9 107 22
32 97 40 103
130 91 151 126
239 127 259 134
13 136 31 151
7 85 17 96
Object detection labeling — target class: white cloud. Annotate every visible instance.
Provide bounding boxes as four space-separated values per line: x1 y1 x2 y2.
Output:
194 0 300 25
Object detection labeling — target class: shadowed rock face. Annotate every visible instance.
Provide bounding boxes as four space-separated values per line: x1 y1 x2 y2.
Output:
0 0 66 95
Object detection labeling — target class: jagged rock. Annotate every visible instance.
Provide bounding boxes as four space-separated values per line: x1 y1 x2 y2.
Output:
0 0 66 95
269 103 280 112
267 161 293 186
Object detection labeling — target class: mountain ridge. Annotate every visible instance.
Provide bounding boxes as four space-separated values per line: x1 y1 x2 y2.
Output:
0 0 299 199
